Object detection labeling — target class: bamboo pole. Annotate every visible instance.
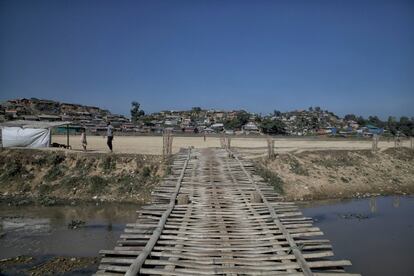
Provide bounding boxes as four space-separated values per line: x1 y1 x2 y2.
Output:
66 124 69 148
267 138 274 158
168 132 173 155
372 135 379 152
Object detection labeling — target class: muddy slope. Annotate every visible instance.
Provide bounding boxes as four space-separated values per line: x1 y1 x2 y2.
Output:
255 148 414 201
0 149 166 204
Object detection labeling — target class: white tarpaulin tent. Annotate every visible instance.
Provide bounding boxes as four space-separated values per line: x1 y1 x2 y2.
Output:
0 120 71 148
2 127 51 148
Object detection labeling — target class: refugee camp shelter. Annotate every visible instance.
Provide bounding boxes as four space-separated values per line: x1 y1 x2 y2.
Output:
0 120 71 148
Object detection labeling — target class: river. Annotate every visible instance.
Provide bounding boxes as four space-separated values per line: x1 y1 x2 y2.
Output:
300 196 414 276
0 203 140 275
1 197 413 275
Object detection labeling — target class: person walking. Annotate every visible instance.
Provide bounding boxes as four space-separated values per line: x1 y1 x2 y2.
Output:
80 128 87 152
106 122 114 152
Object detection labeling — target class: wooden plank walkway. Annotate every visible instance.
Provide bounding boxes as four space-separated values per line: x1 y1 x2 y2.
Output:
96 148 359 276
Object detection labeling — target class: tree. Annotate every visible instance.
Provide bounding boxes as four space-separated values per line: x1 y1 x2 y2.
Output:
398 116 413 136
130 101 145 123
224 111 250 130
367 116 384 128
387 116 397 135
260 118 286 135
344 114 357 122
273 110 282 117
356 116 366 126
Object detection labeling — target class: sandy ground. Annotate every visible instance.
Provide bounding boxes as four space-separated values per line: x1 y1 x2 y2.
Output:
51 135 412 155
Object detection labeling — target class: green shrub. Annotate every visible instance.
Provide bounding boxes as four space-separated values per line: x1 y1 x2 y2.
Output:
289 158 309 176
100 156 115 173
255 164 284 194
47 154 65 165
44 165 65 181
0 160 29 181
141 166 152 178
88 176 107 194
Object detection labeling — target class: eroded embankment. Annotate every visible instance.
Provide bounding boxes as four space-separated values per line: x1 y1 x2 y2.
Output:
0 149 166 205
255 147 414 201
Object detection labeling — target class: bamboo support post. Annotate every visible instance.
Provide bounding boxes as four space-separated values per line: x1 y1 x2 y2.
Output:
168 132 173 155
372 135 379 152
267 138 274 158
220 135 225 149
66 124 70 148
163 130 173 158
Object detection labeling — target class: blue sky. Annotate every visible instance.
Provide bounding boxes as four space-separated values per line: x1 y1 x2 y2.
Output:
1 0 413 118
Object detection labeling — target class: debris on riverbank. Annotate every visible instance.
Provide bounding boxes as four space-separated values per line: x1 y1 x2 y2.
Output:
0 255 98 275
29 256 99 275
67 220 85 229
256 147 414 201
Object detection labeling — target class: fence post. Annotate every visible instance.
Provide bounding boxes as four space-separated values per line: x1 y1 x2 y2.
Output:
267 138 274 158
163 130 173 158
220 134 225 149
411 137 413 149
162 131 166 157
169 132 173 155
372 135 378 152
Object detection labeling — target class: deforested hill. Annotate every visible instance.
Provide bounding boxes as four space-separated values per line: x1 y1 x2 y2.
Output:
0 98 128 123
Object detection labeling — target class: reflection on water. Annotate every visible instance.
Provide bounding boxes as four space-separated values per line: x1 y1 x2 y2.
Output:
369 197 377 213
0 203 140 259
300 196 414 276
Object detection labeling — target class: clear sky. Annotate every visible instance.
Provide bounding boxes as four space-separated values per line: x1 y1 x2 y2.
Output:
1 0 413 118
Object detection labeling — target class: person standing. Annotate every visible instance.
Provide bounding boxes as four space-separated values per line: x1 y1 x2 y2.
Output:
106 122 114 152
80 128 87 152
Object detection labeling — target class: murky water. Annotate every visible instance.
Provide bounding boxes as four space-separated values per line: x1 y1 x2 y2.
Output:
1 198 413 275
300 196 414 276
0 203 139 259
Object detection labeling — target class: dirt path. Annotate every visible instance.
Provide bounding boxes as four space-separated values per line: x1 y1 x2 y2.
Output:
51 135 412 155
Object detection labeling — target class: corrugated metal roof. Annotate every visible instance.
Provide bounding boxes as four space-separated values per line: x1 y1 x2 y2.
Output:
0 120 72 129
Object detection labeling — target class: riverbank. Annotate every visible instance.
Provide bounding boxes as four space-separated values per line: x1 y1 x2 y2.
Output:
255 147 414 201
0 149 166 205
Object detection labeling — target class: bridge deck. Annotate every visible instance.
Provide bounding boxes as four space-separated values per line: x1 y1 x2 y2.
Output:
96 148 359 276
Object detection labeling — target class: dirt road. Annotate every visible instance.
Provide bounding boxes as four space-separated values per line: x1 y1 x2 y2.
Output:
52 135 411 155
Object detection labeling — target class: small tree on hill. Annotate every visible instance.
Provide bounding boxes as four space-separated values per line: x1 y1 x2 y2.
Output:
260 118 287 135
131 101 145 123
